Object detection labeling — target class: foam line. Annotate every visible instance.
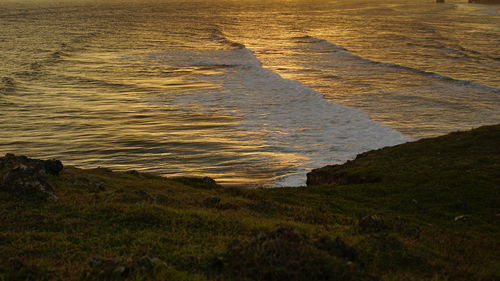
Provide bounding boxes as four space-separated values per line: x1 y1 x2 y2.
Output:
152 41 411 186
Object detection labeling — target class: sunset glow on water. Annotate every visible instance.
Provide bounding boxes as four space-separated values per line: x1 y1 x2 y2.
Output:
0 0 498 186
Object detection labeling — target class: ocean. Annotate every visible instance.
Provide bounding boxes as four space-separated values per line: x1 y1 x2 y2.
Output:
0 0 499 186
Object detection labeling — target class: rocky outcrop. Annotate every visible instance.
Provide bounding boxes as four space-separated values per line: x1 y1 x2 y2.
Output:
358 215 388 233
170 176 220 189
0 153 63 201
213 226 375 281
306 164 380 187
306 164 342 186
83 255 169 281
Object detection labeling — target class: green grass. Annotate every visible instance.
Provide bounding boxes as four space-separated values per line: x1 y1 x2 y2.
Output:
0 124 499 281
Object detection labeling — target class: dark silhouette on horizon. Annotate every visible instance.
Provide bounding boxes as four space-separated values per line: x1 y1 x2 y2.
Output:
468 0 500 4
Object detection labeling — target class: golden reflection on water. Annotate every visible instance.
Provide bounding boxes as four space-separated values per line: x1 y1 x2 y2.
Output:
0 0 498 186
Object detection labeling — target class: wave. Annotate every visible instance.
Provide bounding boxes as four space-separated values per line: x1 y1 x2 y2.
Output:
9 31 100 84
293 36 500 93
407 42 500 62
205 28 247 49
145 43 261 69
150 39 411 186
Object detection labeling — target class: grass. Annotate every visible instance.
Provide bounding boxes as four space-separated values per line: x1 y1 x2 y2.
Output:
0 124 498 281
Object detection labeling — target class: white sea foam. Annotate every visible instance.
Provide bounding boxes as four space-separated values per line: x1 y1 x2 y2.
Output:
2 0 498 186
150 45 411 186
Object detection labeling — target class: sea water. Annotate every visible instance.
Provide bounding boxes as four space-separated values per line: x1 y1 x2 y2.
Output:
0 0 498 186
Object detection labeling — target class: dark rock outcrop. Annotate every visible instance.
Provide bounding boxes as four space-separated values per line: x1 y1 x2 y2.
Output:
315 236 358 262
204 196 221 205
358 215 388 233
171 176 220 189
83 255 168 281
133 190 158 204
213 226 377 281
306 164 380 187
0 153 63 201
0 153 63 176
3 258 50 281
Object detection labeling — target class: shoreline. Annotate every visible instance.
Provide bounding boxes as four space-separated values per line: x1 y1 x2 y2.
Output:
0 124 499 280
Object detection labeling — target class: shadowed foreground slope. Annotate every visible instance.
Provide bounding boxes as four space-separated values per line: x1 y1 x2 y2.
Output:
0 124 499 281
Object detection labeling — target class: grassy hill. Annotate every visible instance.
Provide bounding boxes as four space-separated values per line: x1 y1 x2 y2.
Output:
0 124 498 281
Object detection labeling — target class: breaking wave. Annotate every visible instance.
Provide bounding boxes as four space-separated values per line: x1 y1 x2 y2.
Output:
293 36 500 93
149 39 411 186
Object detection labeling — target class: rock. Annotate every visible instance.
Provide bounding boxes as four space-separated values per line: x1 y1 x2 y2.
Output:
134 190 157 204
4 258 50 280
171 176 220 189
133 255 155 270
111 266 128 278
0 153 63 176
4 153 16 160
0 154 63 201
203 196 222 207
41 159 64 175
306 164 341 186
95 183 106 192
132 254 166 271
315 237 358 262
125 170 141 176
94 167 113 173
400 198 419 205
202 176 217 186
306 164 381 186
216 226 376 281
206 196 221 205
89 257 116 268
454 215 470 221
9 258 24 271
247 199 276 213
84 255 167 280
2 166 58 201
359 215 387 233
86 257 125 280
